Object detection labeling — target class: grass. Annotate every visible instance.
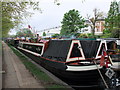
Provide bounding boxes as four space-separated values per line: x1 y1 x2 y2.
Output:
8 44 67 89
46 84 66 88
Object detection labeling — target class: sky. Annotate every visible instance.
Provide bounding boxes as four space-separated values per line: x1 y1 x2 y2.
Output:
9 0 120 35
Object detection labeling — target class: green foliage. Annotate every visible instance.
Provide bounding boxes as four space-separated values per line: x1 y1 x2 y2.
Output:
61 9 86 36
101 33 111 38
104 1 120 38
43 32 46 36
16 28 33 37
1 1 40 37
87 33 93 38
2 17 14 37
111 28 120 38
79 34 88 38
77 33 100 38
52 34 60 38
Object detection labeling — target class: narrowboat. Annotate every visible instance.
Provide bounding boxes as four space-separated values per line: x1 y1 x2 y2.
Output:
16 39 112 87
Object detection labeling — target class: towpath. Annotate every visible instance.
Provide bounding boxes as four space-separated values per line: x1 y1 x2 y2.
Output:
2 41 44 88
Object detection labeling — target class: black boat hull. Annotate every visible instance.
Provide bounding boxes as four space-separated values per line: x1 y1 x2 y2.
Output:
18 48 104 86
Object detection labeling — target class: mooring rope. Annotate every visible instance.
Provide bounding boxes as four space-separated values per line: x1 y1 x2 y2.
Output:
93 60 109 89
89 41 109 89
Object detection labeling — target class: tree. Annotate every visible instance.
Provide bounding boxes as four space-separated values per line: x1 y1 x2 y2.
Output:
87 8 104 37
2 17 14 37
60 9 86 36
16 28 33 37
79 33 88 38
1 1 40 38
104 1 120 38
43 32 46 36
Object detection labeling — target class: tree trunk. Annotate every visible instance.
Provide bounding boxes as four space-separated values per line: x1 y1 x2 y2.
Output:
92 23 95 38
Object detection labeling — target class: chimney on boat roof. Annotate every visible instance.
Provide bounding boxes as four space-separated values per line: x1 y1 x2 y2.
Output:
37 34 39 37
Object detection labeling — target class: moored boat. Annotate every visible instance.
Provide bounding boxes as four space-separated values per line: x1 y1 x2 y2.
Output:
16 39 112 87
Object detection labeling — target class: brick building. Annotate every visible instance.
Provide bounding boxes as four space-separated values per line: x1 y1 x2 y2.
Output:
95 19 105 35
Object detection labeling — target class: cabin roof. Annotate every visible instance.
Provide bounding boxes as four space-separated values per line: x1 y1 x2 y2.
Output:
43 40 71 61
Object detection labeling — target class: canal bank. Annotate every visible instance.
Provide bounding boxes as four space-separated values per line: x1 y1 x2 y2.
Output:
2 41 44 88
2 41 73 89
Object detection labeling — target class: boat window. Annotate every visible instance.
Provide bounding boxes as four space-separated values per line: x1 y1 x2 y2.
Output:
70 43 82 58
23 44 43 54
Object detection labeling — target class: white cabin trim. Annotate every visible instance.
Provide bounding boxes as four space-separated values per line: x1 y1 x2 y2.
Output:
18 47 41 56
66 40 85 62
66 65 102 71
20 42 44 46
95 41 107 59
